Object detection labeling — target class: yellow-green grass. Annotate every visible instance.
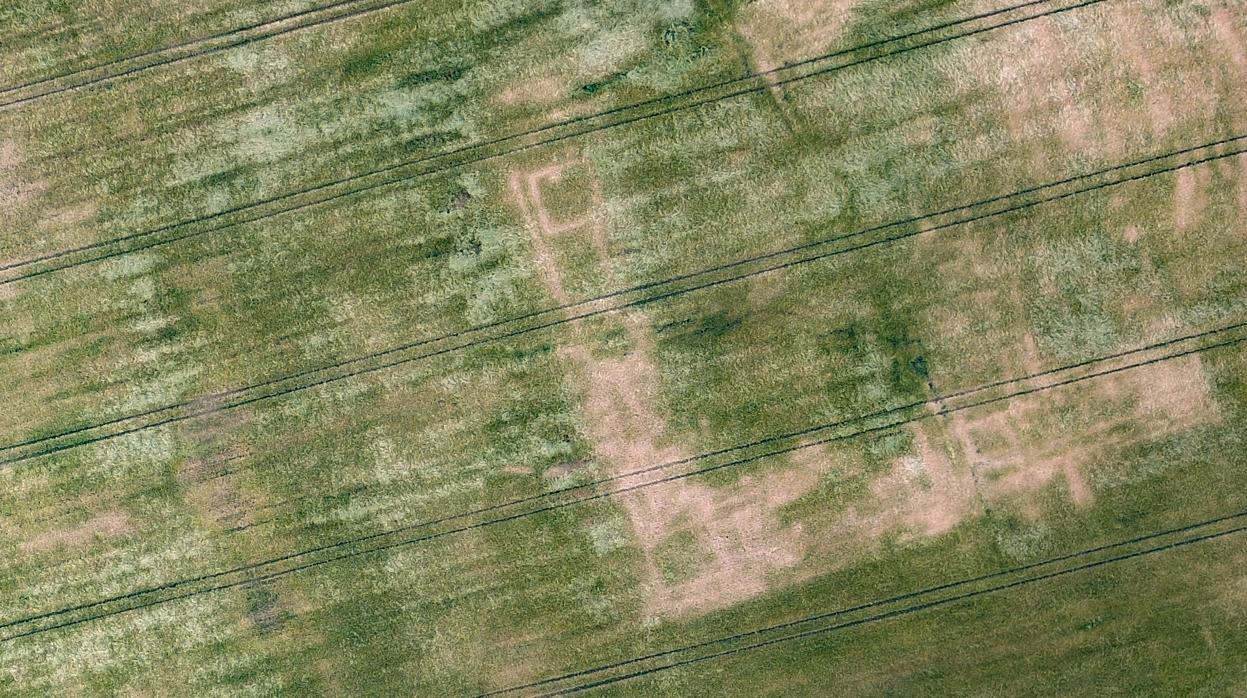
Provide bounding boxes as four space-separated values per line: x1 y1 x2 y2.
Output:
2 0 1246 694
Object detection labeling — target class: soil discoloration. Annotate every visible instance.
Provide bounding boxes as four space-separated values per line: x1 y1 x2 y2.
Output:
1125 353 1220 427
1237 155 1247 218
0 140 47 213
735 0 859 109
1174 165 1210 231
865 425 977 538
21 510 133 554
511 154 823 616
177 397 266 533
736 0 860 73
950 346 1219 515
989 19 1125 164
496 75 564 107
1212 9 1247 101
1116 5 1176 135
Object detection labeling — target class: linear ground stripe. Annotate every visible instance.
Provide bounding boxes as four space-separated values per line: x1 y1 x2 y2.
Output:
0 0 1100 282
553 525 1247 695
3 322 1241 642
6 138 1238 469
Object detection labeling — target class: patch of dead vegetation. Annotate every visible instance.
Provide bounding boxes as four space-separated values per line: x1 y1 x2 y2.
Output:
20 510 133 554
858 425 977 538
36 200 100 231
1115 4 1176 136
989 20 1122 164
1173 165 1211 232
831 335 1222 539
511 154 825 616
957 352 1220 515
1211 7 1247 133
495 75 565 107
0 140 47 215
1237 155 1247 219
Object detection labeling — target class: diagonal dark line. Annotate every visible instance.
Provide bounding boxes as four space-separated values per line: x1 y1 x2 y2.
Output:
488 509 1247 695
5 140 1241 468
3 319 1241 643
0 0 1103 281
553 525 1247 694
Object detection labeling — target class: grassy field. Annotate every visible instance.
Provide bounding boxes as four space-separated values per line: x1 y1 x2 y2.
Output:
1 0 1245 694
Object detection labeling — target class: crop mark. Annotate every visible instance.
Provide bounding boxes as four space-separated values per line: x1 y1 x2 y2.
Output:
485 510 1247 695
1 318 1242 643
0 0 1104 286
2 138 1242 470
533 520 1247 695
512 153 813 615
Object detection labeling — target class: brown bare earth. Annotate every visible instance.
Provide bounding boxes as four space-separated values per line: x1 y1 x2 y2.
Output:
21 510 133 554
837 332 1222 538
866 425 977 537
989 20 1118 163
1240 156 1247 217
511 153 824 616
509 145 1229 614
496 75 564 107
1212 8 1247 134
958 352 1219 515
1117 4 1176 135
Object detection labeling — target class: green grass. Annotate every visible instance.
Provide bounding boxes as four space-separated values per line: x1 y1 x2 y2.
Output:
2 0 1246 694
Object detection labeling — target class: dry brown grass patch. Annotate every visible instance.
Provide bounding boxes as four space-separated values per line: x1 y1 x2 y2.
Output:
0 139 47 216
20 510 133 554
513 152 825 616
1173 165 1211 232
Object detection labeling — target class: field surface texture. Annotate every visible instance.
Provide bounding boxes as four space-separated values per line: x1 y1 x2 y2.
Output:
1 0 1246 694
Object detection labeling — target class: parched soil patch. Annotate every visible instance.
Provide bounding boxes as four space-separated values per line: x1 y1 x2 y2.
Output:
952 352 1220 514
0 139 47 215
511 154 824 617
1173 165 1211 232
20 510 133 554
